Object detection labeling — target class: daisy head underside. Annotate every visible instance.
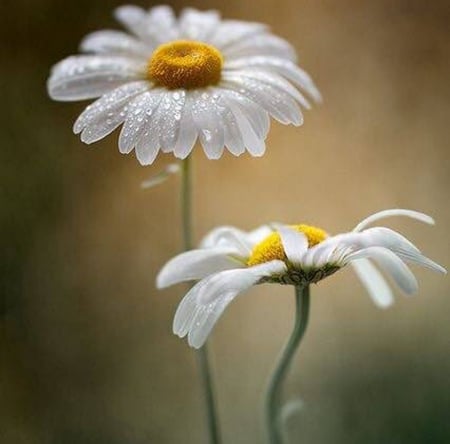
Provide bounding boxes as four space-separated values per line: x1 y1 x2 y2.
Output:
47 4 321 164
157 209 446 348
246 224 340 286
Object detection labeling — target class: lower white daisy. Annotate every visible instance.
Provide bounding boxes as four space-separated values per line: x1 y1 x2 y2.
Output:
157 209 446 349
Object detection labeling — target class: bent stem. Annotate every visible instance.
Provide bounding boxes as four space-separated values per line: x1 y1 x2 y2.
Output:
265 285 311 444
180 156 221 444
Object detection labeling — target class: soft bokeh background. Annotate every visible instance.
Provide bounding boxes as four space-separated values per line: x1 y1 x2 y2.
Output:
1 0 449 443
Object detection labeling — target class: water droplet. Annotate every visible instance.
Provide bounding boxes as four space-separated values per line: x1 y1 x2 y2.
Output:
202 130 212 142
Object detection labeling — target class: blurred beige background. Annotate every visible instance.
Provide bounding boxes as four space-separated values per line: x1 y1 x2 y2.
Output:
1 0 449 443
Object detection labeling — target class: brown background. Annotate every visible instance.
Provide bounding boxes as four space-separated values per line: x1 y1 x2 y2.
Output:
1 0 449 443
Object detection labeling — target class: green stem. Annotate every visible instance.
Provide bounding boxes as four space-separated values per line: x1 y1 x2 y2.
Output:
265 285 311 444
180 157 221 444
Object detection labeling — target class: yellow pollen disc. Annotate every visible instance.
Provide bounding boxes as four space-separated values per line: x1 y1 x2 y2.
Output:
247 224 328 267
147 40 223 89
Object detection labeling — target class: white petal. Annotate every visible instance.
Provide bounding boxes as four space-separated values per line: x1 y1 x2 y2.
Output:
222 110 245 156
304 230 394 267
222 75 302 126
118 91 162 155
278 227 308 266
301 237 345 269
157 91 187 153
136 91 185 158
246 225 275 245
179 8 220 41
130 91 181 162
135 133 161 165
308 243 345 269
209 21 267 49
80 30 150 58
156 247 242 288
346 247 418 295
395 250 447 274
223 34 296 61
191 98 225 160
352 227 446 274
145 5 178 42
353 209 435 232
326 245 353 267
115 5 178 45
222 96 266 156
224 69 311 109
351 259 394 308
359 227 420 252
224 56 321 103
219 89 269 139
200 226 255 255
73 81 149 143
114 5 147 35
172 97 197 159
48 55 145 101
173 261 287 348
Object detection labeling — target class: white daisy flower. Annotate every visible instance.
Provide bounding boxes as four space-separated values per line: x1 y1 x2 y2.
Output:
47 4 321 165
157 209 446 348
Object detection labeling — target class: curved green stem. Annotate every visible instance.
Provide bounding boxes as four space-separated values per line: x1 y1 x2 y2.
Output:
265 285 311 444
180 157 221 444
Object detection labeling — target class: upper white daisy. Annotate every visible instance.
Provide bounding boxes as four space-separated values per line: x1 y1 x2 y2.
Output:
156 209 446 348
47 4 321 165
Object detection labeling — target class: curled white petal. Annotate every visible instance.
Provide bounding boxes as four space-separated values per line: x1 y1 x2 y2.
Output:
345 247 418 295
157 248 243 289
353 209 435 232
357 227 446 274
351 259 394 308
173 261 287 348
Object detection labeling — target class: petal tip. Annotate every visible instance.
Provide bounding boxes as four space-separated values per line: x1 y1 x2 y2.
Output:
155 271 169 289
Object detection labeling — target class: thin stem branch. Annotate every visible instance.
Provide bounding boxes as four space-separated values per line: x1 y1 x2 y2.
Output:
180 157 221 444
265 285 311 444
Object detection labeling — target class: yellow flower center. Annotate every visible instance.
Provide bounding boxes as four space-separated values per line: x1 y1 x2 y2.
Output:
147 40 223 89
247 224 328 267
